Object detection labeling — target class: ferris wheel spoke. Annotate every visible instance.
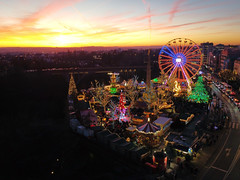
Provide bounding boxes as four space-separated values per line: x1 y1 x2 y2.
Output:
180 45 184 53
185 63 198 72
177 68 181 79
187 60 202 65
184 65 195 76
184 45 196 56
169 44 177 54
185 48 201 57
161 62 172 67
179 41 184 54
166 64 175 75
169 65 177 79
165 46 176 57
181 65 191 79
179 45 184 53
182 44 193 55
176 44 180 54
180 67 186 80
160 60 172 63
162 63 174 71
187 58 201 62
160 54 174 59
162 49 175 58
181 44 189 54
160 61 172 65
160 58 172 61
186 62 201 67
186 53 201 59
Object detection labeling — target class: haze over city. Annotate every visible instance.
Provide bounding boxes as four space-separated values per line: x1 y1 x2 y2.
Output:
1 0 240 47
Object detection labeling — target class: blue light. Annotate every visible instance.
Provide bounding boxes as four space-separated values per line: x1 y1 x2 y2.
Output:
188 148 193 154
173 53 186 67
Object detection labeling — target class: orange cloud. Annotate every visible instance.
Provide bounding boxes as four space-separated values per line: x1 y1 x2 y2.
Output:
21 0 84 26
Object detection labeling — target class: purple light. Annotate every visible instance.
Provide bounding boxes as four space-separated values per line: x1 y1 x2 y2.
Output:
180 64 190 84
168 65 177 81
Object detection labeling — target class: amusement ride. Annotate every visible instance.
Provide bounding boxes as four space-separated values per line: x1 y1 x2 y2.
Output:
158 38 202 85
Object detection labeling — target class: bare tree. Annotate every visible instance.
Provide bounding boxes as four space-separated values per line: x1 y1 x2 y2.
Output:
142 83 158 110
166 74 176 93
125 76 139 108
91 80 111 113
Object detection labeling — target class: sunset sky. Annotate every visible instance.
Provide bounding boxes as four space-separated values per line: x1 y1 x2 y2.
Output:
1 0 240 47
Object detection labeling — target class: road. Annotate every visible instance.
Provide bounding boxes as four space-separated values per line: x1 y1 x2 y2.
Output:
200 83 240 180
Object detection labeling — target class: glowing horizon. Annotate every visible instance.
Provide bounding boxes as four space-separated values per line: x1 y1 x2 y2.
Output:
1 0 240 47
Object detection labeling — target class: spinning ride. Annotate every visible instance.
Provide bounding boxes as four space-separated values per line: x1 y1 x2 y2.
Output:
158 38 202 84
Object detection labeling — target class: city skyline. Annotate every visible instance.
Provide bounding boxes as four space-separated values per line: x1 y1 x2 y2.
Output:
1 0 240 47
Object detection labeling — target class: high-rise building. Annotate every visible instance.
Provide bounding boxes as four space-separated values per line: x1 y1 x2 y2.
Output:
220 48 229 70
215 44 225 52
209 51 221 72
201 42 213 65
220 47 240 71
233 58 240 75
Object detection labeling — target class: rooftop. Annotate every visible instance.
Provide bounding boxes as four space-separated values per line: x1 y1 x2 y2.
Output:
154 116 172 125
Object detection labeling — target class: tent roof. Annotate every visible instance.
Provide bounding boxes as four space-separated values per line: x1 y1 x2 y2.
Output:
137 122 161 133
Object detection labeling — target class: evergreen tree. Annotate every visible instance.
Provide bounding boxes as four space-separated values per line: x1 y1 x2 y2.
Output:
188 76 209 103
68 73 78 96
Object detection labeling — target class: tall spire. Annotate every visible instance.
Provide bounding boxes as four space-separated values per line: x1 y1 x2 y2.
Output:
146 49 151 87
68 73 78 96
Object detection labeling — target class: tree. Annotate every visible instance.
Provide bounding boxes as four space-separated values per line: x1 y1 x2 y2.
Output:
142 83 158 110
188 76 209 103
219 69 237 81
68 73 78 96
125 76 139 108
167 74 176 93
91 80 111 113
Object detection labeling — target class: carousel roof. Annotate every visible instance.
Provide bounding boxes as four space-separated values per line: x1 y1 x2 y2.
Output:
137 121 161 134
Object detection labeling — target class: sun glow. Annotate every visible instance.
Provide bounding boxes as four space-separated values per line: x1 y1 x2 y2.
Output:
53 35 77 47
0 0 239 47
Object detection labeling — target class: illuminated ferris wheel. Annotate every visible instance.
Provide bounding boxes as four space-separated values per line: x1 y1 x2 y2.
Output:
158 38 202 83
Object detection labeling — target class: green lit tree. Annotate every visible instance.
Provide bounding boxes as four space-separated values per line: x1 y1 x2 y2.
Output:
188 76 209 103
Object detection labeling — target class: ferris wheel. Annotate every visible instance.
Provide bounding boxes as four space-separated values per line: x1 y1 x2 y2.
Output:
158 38 202 83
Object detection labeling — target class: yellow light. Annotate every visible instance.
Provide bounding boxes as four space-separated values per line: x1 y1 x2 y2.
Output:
51 171 54 174
52 35 79 47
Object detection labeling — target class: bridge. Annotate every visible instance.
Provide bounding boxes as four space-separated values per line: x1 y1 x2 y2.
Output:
26 66 147 74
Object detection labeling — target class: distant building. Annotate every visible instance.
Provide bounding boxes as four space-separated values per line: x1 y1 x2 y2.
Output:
215 44 225 52
201 42 213 65
220 47 240 71
220 48 229 70
234 58 240 75
209 50 221 72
